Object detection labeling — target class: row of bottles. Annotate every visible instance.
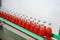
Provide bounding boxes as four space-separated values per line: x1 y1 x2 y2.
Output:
0 11 52 40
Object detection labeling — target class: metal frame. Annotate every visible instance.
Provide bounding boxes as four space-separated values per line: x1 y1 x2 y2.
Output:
0 17 60 40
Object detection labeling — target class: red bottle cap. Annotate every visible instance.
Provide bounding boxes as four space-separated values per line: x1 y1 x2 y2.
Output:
1 11 4 17
9 15 13 22
43 26 46 36
3 13 7 19
38 27 45 37
46 27 52 37
46 27 52 40
2 13 5 18
6 14 10 20
6 14 9 20
11 16 15 23
33 24 40 34
21 19 26 28
14 17 19 24
46 37 52 40
25 21 31 30
29 23 36 32
0 11 2 17
18 18 22 26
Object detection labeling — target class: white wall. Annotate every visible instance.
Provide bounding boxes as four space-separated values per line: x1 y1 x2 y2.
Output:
2 0 60 34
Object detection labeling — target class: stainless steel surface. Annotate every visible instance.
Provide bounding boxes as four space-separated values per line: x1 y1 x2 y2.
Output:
0 27 26 40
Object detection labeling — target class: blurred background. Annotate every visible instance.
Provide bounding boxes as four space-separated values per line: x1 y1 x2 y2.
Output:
1 0 60 35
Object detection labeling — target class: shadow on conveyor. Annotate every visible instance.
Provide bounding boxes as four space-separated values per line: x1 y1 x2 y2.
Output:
0 22 3 40
0 21 26 40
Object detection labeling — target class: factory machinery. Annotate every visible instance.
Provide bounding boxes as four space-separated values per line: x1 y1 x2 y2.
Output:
0 10 60 40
